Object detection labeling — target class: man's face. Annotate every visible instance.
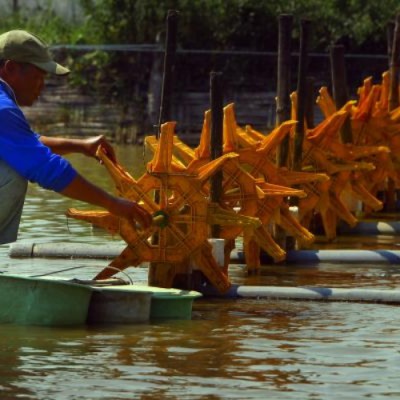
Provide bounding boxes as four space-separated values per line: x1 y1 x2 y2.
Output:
11 62 47 107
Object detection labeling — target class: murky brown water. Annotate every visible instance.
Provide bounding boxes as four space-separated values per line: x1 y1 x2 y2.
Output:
0 145 399 399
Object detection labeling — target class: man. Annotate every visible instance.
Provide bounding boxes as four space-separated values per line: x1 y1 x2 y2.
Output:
0 29 152 244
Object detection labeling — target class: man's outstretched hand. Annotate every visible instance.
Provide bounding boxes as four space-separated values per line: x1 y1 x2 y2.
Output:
108 198 152 230
82 135 117 163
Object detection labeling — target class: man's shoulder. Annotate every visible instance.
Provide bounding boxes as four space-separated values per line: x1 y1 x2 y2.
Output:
0 99 25 127
0 95 30 134
0 89 17 111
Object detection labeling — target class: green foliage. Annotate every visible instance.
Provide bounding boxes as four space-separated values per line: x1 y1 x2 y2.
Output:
67 50 111 92
273 0 400 51
0 8 71 44
1 0 398 54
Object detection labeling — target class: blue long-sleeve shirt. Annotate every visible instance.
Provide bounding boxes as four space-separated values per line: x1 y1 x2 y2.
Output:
0 80 77 192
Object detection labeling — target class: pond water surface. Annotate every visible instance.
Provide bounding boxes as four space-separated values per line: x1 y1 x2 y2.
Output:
0 145 399 400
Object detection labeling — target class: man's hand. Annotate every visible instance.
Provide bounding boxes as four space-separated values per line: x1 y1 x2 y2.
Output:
61 175 152 230
108 197 152 230
40 135 117 163
81 135 117 163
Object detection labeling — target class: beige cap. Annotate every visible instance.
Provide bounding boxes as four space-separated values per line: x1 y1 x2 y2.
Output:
0 30 70 75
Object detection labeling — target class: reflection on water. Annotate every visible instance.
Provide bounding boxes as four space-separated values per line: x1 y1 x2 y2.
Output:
0 302 399 399
0 145 400 399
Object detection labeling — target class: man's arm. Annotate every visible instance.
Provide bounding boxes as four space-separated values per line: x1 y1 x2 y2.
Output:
40 136 152 226
61 174 152 229
40 135 116 162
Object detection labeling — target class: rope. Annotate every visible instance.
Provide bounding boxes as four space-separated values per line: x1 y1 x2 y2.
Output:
29 265 134 284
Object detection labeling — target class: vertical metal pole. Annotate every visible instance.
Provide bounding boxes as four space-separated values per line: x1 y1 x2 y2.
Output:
157 9 178 137
330 45 352 143
276 14 293 168
293 19 311 172
210 72 223 238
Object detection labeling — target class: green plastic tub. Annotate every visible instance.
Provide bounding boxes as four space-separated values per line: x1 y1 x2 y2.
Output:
87 286 153 324
91 285 202 320
0 274 94 326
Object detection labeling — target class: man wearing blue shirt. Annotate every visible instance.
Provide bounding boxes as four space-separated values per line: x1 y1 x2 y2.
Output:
0 30 152 244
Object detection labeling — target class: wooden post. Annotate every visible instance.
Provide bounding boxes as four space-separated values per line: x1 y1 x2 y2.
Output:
157 9 178 137
387 21 395 59
210 72 224 238
292 19 311 172
275 14 293 249
387 15 400 211
146 32 163 132
305 76 315 129
330 44 352 143
185 71 226 289
190 72 224 290
149 10 180 288
276 14 293 168
389 15 400 112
